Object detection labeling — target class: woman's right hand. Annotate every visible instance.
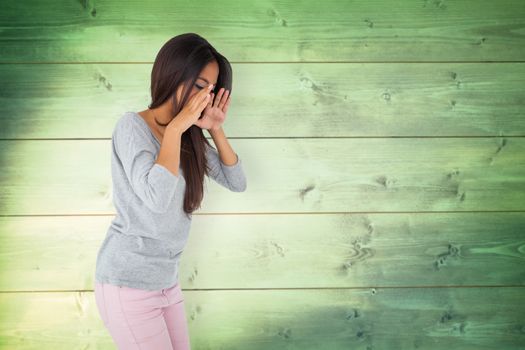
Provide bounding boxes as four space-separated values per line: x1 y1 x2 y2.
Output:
168 83 214 134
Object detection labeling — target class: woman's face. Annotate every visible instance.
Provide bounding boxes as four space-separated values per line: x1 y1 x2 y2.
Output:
179 60 219 102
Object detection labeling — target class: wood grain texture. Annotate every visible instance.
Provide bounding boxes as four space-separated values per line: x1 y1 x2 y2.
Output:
0 287 523 349
0 62 524 138
0 213 523 291
0 137 524 215
1 0 524 348
1 0 525 62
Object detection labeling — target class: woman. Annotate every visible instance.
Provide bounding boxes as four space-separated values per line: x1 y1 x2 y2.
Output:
93 33 247 349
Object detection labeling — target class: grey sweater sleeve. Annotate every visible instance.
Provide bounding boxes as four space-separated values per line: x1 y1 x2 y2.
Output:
113 117 181 213
205 142 247 192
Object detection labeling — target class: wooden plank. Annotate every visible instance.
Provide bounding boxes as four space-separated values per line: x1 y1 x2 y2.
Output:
0 213 523 291
1 63 524 138
0 138 524 215
0 2 522 349
1 0 525 62
0 287 523 349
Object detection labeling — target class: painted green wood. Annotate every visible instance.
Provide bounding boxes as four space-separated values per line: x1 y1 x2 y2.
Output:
0 213 523 292
1 0 525 63
0 287 523 349
1 0 524 349
0 62 524 139
0 138 524 215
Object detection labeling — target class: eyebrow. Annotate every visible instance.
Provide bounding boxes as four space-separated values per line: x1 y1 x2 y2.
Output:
197 77 217 85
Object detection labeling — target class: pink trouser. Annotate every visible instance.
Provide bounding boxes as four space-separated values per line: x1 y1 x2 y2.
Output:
94 280 191 349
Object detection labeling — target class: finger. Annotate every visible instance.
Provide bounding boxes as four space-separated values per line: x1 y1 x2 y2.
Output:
208 92 214 107
193 93 209 112
218 89 229 110
199 94 211 112
191 84 213 109
223 95 231 114
214 87 225 108
201 84 214 102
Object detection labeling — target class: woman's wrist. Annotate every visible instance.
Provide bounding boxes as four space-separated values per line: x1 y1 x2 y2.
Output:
166 122 184 138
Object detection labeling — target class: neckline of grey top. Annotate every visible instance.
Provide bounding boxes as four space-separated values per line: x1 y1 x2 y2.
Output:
129 111 161 147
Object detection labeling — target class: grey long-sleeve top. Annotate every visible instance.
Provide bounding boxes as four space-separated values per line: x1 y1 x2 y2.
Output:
94 111 247 290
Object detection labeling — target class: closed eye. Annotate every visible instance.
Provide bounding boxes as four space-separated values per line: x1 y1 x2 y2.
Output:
195 84 205 90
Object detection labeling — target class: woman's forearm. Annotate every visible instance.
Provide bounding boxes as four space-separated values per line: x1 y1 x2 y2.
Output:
208 126 239 165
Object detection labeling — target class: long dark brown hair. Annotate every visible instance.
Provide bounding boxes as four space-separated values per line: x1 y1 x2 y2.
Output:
148 33 233 217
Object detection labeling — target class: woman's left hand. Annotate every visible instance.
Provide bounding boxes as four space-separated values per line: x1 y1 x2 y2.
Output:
193 87 231 131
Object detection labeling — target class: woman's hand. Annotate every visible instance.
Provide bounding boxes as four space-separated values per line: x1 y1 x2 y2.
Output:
168 83 214 134
193 87 231 131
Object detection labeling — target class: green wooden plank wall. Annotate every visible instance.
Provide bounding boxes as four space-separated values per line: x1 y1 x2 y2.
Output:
0 0 524 349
